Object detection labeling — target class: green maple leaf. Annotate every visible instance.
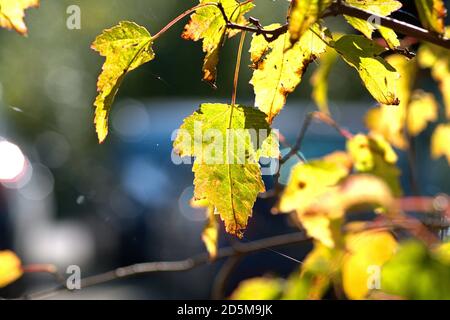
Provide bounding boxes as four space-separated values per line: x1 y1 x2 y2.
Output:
92 21 155 143
182 0 254 87
174 103 279 238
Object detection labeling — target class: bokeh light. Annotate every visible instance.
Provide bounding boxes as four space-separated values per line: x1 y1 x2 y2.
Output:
0 140 27 182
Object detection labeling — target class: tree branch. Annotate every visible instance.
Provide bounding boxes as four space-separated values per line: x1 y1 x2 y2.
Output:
23 232 310 300
325 2 450 49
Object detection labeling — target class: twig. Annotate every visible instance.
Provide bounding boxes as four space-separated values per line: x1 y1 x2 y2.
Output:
22 232 310 300
325 2 450 49
281 111 352 165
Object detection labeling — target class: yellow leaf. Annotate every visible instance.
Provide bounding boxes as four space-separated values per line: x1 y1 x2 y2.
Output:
342 230 397 300
202 206 219 259
335 35 400 105
0 250 23 288
431 123 450 164
311 47 338 114
418 28 450 119
347 134 402 196
92 21 155 143
174 103 279 238
365 54 417 149
231 277 284 300
414 0 447 34
250 23 329 123
182 0 254 86
407 90 439 136
0 0 38 35
279 152 351 247
343 0 402 47
288 0 333 44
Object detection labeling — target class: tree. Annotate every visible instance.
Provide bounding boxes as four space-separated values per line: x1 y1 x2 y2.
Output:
0 0 449 300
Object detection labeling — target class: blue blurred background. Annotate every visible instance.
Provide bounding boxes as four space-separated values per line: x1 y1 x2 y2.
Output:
0 0 448 299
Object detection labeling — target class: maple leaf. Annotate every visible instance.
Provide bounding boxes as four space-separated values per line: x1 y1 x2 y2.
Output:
174 103 279 238
347 133 402 196
415 0 447 34
343 0 402 49
92 21 155 143
0 0 39 35
288 0 333 44
182 0 254 87
250 23 330 123
431 123 450 164
0 250 23 288
342 230 397 300
335 35 400 106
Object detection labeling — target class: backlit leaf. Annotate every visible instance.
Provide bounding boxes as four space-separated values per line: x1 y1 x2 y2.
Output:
288 0 333 44
0 0 39 35
0 250 23 288
342 230 397 300
431 123 450 164
182 0 254 87
174 103 279 238
343 0 402 48
347 134 402 196
418 31 450 119
231 277 284 300
335 35 400 105
382 241 450 299
311 47 338 114
250 23 329 123
92 21 155 143
279 152 352 247
407 90 439 136
414 0 447 34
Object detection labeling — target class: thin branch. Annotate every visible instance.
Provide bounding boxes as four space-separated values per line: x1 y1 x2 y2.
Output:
325 2 450 49
281 111 353 165
23 232 310 300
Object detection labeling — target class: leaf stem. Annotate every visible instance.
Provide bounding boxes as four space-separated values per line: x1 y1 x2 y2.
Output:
231 31 246 106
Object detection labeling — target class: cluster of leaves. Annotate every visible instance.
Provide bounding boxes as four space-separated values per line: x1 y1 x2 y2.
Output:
0 0 450 300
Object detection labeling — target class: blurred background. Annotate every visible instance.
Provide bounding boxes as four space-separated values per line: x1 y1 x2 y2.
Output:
0 0 448 299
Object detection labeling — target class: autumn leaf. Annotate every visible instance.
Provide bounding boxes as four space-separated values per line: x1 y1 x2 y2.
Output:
418 31 450 119
343 0 402 48
342 230 397 300
431 123 450 164
335 35 400 106
92 21 155 143
250 23 329 122
407 90 438 136
347 134 402 196
182 0 254 87
279 152 352 247
231 277 284 300
288 0 333 44
365 54 416 149
311 46 338 114
192 198 219 259
174 103 279 238
0 250 23 288
0 0 39 35
414 0 447 34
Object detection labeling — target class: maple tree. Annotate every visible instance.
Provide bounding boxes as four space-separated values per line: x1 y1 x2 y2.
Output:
1 0 450 300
